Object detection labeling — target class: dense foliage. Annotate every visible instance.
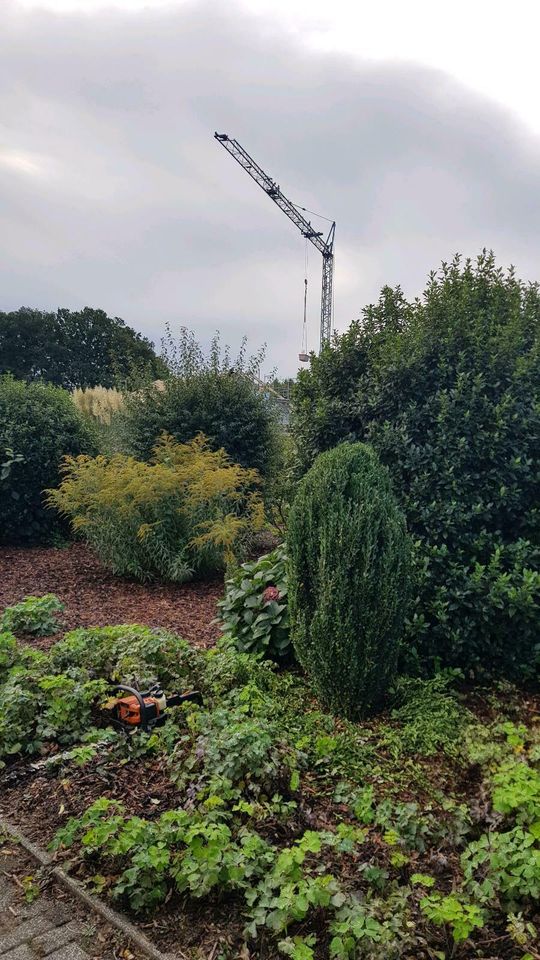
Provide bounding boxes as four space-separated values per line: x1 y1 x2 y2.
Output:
122 328 278 478
0 376 96 544
1 594 64 636
288 443 412 719
0 624 197 765
292 254 540 676
47 433 264 582
0 307 164 388
2 618 540 957
218 545 290 660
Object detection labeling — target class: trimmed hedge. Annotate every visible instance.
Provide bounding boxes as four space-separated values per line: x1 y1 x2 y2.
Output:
0 376 96 545
288 442 412 719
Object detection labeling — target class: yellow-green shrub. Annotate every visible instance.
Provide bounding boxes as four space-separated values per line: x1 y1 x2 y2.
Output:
72 386 124 425
47 433 264 582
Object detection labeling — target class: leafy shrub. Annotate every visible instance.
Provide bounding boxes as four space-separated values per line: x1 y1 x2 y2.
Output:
49 624 203 688
218 545 290 659
122 328 278 479
288 443 412 719
1 594 64 636
292 254 540 676
47 433 264 582
0 376 96 544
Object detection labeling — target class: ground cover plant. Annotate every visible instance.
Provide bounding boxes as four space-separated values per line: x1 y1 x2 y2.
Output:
1 594 64 636
47 433 265 582
1 621 540 959
292 253 540 677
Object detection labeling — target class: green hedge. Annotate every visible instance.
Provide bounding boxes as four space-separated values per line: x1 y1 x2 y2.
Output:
292 254 540 677
288 443 412 719
0 376 96 544
122 372 277 479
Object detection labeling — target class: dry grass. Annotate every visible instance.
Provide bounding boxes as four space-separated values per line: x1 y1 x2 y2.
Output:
72 386 124 425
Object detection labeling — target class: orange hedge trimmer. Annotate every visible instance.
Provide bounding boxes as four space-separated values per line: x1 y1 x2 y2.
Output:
104 682 203 733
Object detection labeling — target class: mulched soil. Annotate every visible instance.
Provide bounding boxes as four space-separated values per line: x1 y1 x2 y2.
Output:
0 747 254 958
0 543 222 649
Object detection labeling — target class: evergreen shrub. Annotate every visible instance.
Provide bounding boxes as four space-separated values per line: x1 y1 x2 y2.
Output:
288 442 412 719
0 376 96 544
293 254 540 676
122 329 278 478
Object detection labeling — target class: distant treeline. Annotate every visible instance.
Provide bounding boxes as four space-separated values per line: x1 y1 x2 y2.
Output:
0 306 165 389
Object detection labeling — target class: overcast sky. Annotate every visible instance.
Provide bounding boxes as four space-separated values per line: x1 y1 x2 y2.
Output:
3 0 540 375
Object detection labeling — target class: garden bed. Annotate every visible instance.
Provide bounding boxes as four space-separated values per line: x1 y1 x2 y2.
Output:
0 543 221 649
1 639 539 959
2 551 540 959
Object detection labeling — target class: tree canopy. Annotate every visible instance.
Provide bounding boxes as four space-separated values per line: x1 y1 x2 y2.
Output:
0 307 165 388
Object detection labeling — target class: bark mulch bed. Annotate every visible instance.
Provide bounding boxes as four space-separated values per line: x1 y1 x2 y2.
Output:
0 753 248 959
0 543 222 649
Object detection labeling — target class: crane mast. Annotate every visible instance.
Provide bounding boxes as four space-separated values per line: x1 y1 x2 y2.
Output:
214 132 335 353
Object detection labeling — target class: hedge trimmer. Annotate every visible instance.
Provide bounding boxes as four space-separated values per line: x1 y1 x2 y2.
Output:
103 682 203 733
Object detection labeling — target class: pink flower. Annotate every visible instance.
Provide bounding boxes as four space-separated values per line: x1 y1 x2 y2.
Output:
262 585 280 604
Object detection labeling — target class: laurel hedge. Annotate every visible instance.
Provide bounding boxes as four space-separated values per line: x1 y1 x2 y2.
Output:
292 254 540 677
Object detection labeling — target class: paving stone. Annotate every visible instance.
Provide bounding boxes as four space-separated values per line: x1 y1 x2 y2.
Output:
0 882 17 911
11 899 51 923
39 903 73 926
32 920 81 955
45 944 89 960
3 945 37 960
0 914 55 953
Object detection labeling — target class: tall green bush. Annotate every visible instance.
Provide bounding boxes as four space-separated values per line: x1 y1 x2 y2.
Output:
0 376 96 545
121 329 278 478
293 254 540 677
288 442 412 719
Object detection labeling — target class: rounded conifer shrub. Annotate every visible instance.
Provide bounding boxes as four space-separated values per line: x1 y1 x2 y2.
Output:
288 442 412 719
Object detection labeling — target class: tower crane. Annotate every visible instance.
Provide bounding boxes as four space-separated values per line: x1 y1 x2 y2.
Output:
214 132 335 355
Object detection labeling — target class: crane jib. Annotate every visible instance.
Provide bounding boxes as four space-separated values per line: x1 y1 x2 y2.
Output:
214 131 335 351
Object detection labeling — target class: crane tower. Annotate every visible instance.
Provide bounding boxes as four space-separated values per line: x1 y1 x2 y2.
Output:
214 132 335 354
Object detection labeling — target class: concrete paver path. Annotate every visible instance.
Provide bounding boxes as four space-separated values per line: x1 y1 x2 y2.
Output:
0 849 92 960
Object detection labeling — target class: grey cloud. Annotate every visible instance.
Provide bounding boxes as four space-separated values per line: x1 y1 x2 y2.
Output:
2 1 540 373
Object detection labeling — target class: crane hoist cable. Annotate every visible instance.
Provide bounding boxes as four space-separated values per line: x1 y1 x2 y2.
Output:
301 238 309 356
